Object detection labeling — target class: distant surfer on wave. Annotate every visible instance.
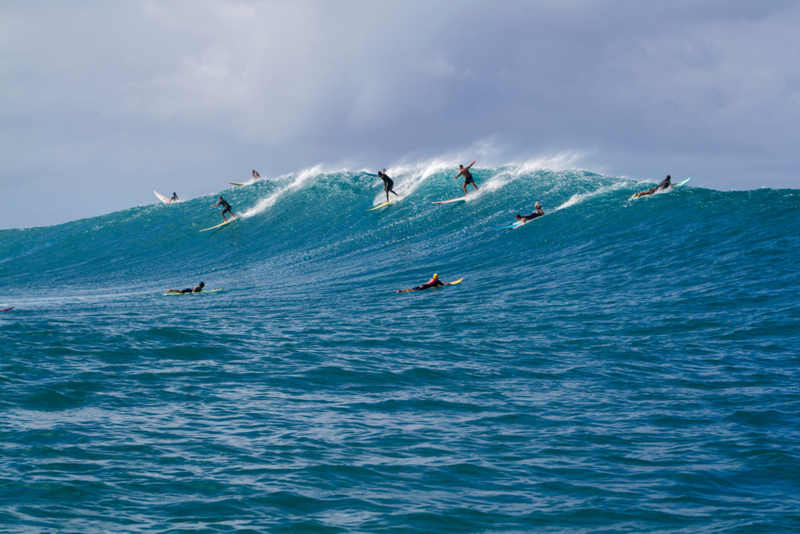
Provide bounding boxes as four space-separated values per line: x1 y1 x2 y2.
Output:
212 196 236 222
396 273 459 293
632 175 673 198
252 169 261 179
516 202 544 223
377 169 399 203
453 160 478 196
165 282 204 295
170 192 179 202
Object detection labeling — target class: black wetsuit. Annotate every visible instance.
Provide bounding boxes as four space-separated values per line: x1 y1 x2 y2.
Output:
219 198 232 215
521 212 544 222
656 177 672 191
378 172 394 192
414 278 444 291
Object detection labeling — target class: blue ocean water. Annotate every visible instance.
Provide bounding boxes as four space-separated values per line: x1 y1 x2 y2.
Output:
1 166 799 533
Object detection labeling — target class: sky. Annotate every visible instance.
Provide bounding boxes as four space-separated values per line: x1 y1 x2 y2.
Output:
2 0 799 229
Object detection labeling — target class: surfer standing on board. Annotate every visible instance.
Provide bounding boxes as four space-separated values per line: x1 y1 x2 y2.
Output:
632 175 673 198
165 282 205 295
252 169 261 179
212 196 236 222
515 202 545 223
377 169 399 203
453 160 478 195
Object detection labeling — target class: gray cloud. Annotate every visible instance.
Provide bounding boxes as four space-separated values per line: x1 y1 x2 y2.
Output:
2 1 799 228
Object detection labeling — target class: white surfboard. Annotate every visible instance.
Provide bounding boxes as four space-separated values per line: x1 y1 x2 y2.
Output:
154 191 171 203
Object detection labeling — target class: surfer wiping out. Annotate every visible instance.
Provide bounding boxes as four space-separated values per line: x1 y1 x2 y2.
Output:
453 160 478 195
377 169 399 203
516 202 544 223
165 282 204 295
632 175 673 198
212 196 236 221
252 169 261 179
171 192 179 202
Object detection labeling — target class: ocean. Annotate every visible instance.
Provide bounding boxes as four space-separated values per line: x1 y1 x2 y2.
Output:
2 165 799 533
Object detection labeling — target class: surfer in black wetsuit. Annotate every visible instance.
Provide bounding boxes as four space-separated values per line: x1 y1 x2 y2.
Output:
252 169 261 179
170 192 179 202
453 160 478 195
165 282 204 295
633 175 673 198
515 202 545 223
377 169 399 203
212 196 235 221
396 274 446 293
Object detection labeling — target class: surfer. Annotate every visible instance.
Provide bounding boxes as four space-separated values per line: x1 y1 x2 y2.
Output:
453 160 478 195
212 196 235 221
377 169 399 203
396 274 445 293
170 192 179 202
632 175 673 198
165 282 205 295
515 202 545 223
252 169 261 179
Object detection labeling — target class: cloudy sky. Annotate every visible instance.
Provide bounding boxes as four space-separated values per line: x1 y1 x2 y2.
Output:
2 0 799 229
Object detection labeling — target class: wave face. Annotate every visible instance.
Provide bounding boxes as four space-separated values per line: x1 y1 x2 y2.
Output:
2 166 800 533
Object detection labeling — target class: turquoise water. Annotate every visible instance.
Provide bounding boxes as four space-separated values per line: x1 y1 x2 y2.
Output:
2 167 800 532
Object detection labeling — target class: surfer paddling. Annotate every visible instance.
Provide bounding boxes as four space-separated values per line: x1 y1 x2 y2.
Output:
515 202 545 223
632 175 673 198
396 273 462 293
377 169 399 203
212 196 236 221
453 160 478 195
165 282 205 295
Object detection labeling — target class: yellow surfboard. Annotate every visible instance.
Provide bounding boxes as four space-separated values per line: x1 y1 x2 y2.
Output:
200 218 235 232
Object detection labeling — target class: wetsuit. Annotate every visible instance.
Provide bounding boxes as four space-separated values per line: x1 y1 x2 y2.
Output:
219 198 232 216
378 172 394 193
656 176 672 191
520 212 544 222
171 194 179 202
414 278 444 291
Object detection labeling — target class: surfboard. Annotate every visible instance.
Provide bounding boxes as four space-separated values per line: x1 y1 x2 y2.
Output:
367 200 394 211
434 196 468 204
675 178 691 187
165 289 222 296
498 222 524 230
200 218 236 232
631 178 691 199
228 182 246 187
1 307 13 311
154 191 172 203
361 171 378 177
446 278 464 286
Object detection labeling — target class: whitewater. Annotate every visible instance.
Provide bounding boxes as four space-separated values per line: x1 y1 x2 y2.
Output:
2 165 799 533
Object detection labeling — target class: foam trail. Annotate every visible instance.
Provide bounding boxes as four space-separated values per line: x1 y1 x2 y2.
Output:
241 165 322 218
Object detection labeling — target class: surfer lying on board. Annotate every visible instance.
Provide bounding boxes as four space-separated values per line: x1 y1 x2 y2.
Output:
377 169 399 203
171 192 179 202
165 282 204 295
212 196 236 221
252 169 261 179
396 274 445 293
453 160 478 195
632 175 673 198
516 202 544 223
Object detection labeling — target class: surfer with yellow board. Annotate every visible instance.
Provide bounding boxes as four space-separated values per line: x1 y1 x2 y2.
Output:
212 196 236 222
165 282 205 295
396 274 464 293
377 169 399 203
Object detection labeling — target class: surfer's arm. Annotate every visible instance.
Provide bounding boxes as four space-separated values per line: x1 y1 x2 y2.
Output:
466 160 476 169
